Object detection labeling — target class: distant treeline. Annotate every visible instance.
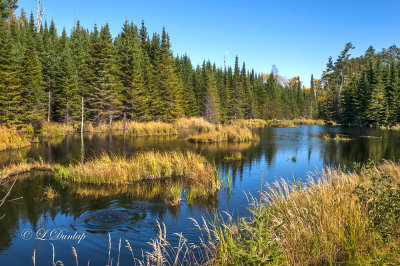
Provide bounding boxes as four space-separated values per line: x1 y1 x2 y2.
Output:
319 42 400 126
0 6 316 127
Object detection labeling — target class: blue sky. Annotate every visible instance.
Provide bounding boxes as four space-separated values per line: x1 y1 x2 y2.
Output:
17 0 400 86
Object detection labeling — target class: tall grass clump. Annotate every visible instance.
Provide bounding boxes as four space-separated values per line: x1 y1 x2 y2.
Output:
40 122 74 137
42 185 59 200
0 126 31 151
266 120 299 128
55 151 219 188
175 117 216 133
223 152 243 162
233 119 267 128
213 161 400 265
127 121 177 136
0 160 54 179
292 119 326 125
187 125 259 143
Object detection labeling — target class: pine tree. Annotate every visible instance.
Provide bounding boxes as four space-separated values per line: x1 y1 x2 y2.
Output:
241 62 256 118
150 28 183 122
70 21 90 122
388 60 400 123
86 24 122 124
176 55 197 117
0 0 17 20
225 57 243 120
19 17 45 122
341 74 357 124
116 21 148 120
367 68 388 125
54 28 79 123
203 72 220 123
0 17 22 125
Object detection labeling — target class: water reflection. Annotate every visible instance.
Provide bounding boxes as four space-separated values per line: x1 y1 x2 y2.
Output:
1 125 400 265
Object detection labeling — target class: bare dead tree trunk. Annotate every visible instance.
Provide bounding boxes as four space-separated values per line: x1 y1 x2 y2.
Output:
47 90 51 122
81 97 84 134
35 0 45 33
66 101 70 123
123 112 126 137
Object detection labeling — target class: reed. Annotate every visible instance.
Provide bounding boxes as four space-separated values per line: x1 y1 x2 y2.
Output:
223 152 243 162
266 120 299 128
186 125 259 143
322 133 351 141
0 126 31 151
175 117 216 133
55 151 219 189
213 161 400 265
42 185 59 200
0 160 53 180
233 119 267 128
292 118 326 125
32 162 400 265
40 122 74 137
333 134 351 141
127 121 177 136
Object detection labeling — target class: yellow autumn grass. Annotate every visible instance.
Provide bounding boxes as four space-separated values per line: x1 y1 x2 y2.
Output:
186 125 259 143
0 125 31 151
292 118 326 125
55 151 219 189
233 119 267 128
214 161 400 265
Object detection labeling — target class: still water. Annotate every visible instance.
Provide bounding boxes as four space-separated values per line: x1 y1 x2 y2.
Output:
1 125 400 265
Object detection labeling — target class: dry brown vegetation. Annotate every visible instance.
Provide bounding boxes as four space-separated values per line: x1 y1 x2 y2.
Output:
55 151 218 188
266 120 299 128
292 118 326 125
233 119 267 128
0 126 31 151
186 125 259 143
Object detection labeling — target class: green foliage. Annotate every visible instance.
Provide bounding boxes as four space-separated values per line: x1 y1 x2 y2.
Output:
355 170 400 238
0 0 17 20
319 43 400 127
0 13 318 126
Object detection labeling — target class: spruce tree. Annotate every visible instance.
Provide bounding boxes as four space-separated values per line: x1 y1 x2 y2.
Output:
367 69 388 125
116 21 148 121
19 18 45 122
150 28 183 122
0 18 22 125
86 24 122 124
176 55 197 117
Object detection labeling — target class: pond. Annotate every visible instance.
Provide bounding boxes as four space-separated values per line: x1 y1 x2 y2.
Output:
1 125 400 265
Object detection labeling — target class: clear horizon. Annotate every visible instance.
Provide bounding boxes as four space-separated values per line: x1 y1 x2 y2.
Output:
17 0 400 86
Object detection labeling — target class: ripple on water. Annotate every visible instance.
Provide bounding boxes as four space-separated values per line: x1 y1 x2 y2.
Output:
81 209 142 230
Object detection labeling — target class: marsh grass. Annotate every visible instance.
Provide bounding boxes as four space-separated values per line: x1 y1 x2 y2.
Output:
334 134 351 141
186 125 259 143
127 121 177 136
233 119 267 128
175 117 216 133
42 185 59 200
266 120 299 128
292 119 326 125
0 126 31 151
55 151 219 189
213 161 400 265
46 219 218 266
0 160 54 180
380 124 400 131
40 122 74 138
35 162 400 265
223 152 243 162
